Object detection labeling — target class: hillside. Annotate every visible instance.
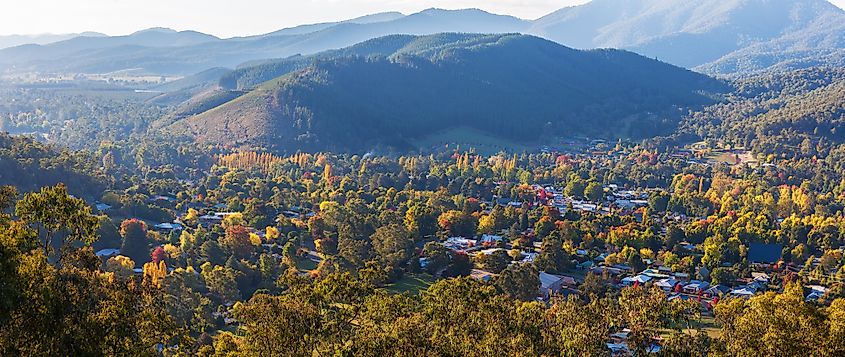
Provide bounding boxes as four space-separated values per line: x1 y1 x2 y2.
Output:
531 0 845 69
682 67 845 156
0 32 106 50
2 2 843 76
0 132 105 197
167 34 727 153
530 0 845 71
0 9 529 76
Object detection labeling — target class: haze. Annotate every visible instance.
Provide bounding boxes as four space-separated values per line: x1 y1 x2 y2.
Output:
0 0 592 37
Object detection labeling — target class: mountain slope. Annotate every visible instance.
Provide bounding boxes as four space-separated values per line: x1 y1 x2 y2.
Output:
0 9 528 76
0 32 106 50
530 0 845 70
167 34 727 153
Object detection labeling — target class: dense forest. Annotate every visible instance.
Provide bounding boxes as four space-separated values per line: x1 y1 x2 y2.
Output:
171 34 726 153
2 28 845 355
4 135 845 354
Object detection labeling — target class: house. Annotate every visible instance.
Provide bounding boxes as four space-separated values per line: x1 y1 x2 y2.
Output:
576 260 594 270
94 203 112 212
702 285 731 298
621 274 652 286
748 243 784 264
654 278 680 292
96 248 121 258
683 280 710 294
640 268 670 279
443 237 477 251
751 272 771 284
153 222 183 233
470 269 497 283
539 272 566 299
729 286 758 298
476 248 505 257
520 252 538 263
805 285 829 301
199 212 240 227
480 234 503 245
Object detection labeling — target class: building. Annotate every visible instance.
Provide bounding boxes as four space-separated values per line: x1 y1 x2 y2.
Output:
539 272 566 299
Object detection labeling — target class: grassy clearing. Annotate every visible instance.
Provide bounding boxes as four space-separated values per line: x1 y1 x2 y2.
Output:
708 150 758 166
294 256 319 272
387 274 436 294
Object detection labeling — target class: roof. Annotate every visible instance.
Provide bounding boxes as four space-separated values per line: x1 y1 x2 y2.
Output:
748 243 783 264
96 248 121 257
539 272 565 289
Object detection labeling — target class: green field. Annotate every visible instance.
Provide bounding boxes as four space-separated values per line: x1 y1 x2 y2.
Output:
294 256 319 272
387 274 436 294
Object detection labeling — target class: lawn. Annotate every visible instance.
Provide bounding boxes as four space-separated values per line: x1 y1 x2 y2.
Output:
294 256 319 272
387 274 436 294
660 315 722 339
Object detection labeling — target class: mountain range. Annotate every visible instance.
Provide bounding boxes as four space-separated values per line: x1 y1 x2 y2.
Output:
164 33 727 153
1 0 844 77
0 32 106 50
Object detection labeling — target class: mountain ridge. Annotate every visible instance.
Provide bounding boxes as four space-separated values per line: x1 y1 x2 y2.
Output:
166 33 727 153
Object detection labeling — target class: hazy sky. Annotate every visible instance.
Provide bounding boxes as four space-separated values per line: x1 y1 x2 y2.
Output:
0 0 593 37
3 0 844 38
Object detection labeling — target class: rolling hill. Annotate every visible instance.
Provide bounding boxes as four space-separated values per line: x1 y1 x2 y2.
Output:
2 1 844 77
166 33 727 153
0 9 529 76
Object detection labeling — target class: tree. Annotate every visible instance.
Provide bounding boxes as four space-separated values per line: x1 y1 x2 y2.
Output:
105 255 135 278
584 181 604 202
201 263 241 303
234 294 322 357
564 178 586 198
15 184 99 261
493 263 539 301
404 203 438 239
535 235 571 274
422 242 449 275
648 191 671 212
370 224 414 269
222 225 253 258
477 250 512 274
438 210 477 237
120 219 149 263
151 246 167 264
715 283 839 356
446 252 473 277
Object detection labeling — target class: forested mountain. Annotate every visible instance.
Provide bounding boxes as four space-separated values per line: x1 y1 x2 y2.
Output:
2 1 843 76
682 67 845 157
168 33 726 153
0 28 220 74
0 9 528 76
530 0 845 73
0 32 106 50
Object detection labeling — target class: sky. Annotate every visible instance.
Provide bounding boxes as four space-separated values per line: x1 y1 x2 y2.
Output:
0 0 592 38
3 0 844 38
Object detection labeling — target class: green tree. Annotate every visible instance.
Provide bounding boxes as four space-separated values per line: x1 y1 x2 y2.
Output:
370 224 414 269
119 219 149 263
535 234 571 274
477 249 512 274
493 262 539 301
584 181 604 202
16 184 99 261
